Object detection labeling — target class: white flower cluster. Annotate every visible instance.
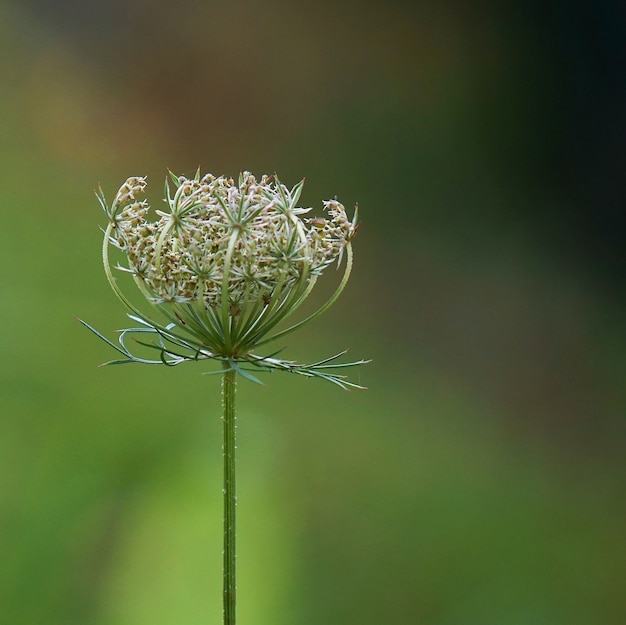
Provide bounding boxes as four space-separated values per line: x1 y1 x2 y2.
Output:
107 172 356 312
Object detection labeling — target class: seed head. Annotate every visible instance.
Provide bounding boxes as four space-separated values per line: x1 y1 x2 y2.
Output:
99 171 358 359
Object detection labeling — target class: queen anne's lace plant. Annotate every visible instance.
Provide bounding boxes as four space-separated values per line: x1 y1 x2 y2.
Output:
82 170 368 387
81 170 368 625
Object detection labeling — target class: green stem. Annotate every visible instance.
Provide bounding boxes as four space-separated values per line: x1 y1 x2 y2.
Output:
222 364 237 625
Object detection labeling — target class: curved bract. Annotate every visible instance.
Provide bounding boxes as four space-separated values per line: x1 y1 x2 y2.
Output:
81 170 369 388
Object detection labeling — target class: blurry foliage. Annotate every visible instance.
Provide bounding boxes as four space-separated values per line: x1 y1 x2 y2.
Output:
0 0 624 624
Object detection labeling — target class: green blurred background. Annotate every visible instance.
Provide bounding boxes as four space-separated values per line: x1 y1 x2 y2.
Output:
1 1 624 623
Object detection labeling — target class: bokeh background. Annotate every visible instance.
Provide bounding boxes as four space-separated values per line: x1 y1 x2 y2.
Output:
1 1 624 623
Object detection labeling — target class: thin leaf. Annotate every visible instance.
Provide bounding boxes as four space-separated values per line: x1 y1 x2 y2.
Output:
229 358 264 385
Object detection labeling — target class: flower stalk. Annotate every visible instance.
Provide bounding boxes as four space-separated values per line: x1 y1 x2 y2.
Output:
221 363 237 625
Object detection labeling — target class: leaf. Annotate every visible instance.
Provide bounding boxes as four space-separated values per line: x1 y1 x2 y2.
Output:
229 358 264 385
78 318 128 356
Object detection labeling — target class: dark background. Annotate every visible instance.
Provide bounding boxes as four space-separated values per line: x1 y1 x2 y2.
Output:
1 1 624 623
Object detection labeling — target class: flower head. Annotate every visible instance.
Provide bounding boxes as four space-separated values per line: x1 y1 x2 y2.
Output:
83 170 368 387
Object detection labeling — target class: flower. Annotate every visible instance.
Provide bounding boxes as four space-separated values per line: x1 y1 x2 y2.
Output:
82 170 368 387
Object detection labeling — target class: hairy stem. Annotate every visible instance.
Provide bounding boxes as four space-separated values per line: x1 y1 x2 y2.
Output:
222 364 237 625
